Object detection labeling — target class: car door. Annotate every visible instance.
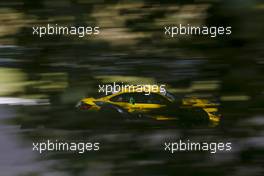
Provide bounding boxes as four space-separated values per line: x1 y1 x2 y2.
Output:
109 93 140 112
134 93 169 112
110 92 170 113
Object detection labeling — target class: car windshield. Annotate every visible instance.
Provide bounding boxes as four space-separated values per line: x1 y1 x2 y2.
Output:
165 92 176 102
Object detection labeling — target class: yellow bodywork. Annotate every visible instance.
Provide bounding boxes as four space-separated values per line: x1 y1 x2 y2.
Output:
82 91 166 112
80 87 221 125
182 97 221 125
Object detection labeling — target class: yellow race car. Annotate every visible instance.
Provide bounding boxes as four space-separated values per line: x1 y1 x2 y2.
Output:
76 86 221 125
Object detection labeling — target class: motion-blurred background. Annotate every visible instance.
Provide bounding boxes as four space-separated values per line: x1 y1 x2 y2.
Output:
0 0 263 176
